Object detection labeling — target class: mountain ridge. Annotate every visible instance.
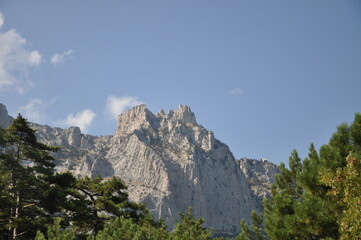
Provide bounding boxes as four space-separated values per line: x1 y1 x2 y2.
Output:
0 103 279 236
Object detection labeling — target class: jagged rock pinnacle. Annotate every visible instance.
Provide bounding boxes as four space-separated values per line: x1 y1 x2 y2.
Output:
115 104 159 137
0 103 14 128
173 105 197 124
67 126 82 147
115 105 197 137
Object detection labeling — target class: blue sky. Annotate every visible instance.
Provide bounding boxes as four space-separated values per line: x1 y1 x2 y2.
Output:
0 1 360 165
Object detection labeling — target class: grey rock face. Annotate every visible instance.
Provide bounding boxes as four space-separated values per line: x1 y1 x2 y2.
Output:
27 122 105 172
0 104 13 128
0 103 278 235
83 105 256 235
237 158 280 210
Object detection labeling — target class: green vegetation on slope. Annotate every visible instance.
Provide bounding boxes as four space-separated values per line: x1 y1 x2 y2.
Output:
238 113 361 239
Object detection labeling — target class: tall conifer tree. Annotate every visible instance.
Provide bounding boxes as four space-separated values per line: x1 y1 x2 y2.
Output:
264 113 361 239
0 115 59 239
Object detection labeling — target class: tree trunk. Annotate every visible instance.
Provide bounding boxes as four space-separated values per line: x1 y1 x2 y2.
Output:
12 192 20 239
8 179 20 240
8 141 21 240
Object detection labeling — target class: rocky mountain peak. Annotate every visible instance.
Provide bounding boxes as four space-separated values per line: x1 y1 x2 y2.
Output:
67 126 82 147
0 103 279 236
115 105 197 137
115 104 159 137
172 105 197 124
156 108 166 117
0 104 14 129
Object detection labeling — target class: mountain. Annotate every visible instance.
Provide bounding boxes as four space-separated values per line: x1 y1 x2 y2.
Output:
0 104 13 129
0 103 279 236
237 158 280 210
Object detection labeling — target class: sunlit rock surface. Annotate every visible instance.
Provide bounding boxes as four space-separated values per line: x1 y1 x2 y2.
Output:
0 103 279 235
237 158 280 210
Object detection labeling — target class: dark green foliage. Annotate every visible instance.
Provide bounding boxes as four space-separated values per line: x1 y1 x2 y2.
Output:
320 153 361 239
32 174 167 239
89 216 169 240
0 115 60 239
264 150 339 239
250 211 265 240
39 208 217 240
264 113 361 240
263 160 298 239
236 220 251 240
65 175 153 236
350 113 361 149
171 208 213 240
35 218 75 240
236 211 265 240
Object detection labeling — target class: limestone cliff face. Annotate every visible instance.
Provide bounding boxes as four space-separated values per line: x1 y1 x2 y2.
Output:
237 158 280 210
29 122 111 172
79 105 256 235
0 103 279 235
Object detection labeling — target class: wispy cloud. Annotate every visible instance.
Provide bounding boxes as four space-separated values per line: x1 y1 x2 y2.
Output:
230 87 243 95
19 98 54 123
106 96 143 119
60 109 96 133
51 50 73 64
0 12 42 94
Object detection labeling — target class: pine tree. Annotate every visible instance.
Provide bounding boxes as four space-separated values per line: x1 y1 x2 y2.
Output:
35 218 75 240
320 153 361 239
250 211 265 240
264 113 361 239
263 158 300 240
236 211 265 240
62 175 153 237
264 148 339 239
236 220 251 240
89 216 169 240
264 150 303 239
0 115 60 239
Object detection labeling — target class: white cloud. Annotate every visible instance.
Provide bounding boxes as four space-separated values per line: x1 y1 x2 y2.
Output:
51 50 73 64
230 87 243 95
0 12 4 29
29 51 42 65
19 98 54 123
106 96 143 119
0 12 42 94
61 109 96 133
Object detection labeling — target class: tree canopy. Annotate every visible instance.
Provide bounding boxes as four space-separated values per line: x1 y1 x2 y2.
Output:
0 115 59 239
262 113 361 239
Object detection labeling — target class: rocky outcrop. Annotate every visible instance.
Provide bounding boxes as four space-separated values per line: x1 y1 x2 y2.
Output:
0 103 278 236
79 104 256 235
25 122 103 172
237 158 280 210
0 103 13 128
